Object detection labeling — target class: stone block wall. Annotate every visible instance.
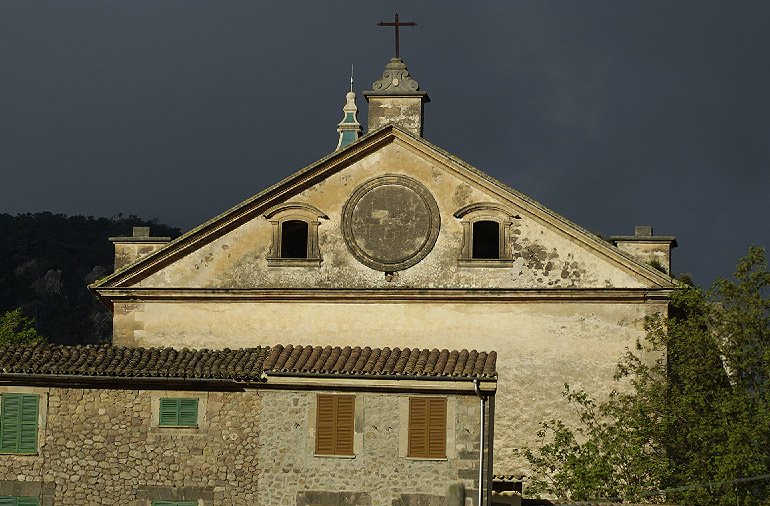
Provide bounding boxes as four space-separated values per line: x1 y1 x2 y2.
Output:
0 387 260 505
257 390 481 506
0 386 484 506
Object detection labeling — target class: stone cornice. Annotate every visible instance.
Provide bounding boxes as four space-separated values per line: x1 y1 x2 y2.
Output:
92 287 674 304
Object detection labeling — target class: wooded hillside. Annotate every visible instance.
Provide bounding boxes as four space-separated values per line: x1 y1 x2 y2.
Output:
0 213 179 345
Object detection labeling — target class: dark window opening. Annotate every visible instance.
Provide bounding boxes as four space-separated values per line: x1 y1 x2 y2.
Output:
281 220 309 258
473 221 499 259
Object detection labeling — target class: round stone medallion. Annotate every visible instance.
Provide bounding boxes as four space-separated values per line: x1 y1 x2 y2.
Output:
342 175 440 272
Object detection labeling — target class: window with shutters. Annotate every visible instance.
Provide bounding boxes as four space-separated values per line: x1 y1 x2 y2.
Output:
0 497 39 506
408 397 447 459
315 394 355 456
0 393 39 454
158 398 198 427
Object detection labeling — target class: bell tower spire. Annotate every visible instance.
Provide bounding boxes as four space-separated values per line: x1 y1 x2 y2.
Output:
335 65 363 150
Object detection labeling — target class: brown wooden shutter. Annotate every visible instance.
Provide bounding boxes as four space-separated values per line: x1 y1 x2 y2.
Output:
408 397 428 457
427 398 447 458
335 395 355 455
316 394 336 454
315 394 355 455
408 397 446 458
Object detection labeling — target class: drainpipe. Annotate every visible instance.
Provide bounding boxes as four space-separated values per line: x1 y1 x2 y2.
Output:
474 379 486 506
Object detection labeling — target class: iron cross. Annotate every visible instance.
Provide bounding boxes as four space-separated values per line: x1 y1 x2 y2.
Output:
377 13 416 59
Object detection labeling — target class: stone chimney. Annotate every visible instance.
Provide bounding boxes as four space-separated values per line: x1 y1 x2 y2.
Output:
610 226 677 275
109 226 171 271
363 58 429 137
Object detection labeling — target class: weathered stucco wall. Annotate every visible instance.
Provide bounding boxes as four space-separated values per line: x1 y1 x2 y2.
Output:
134 142 648 291
0 386 481 506
103 137 672 478
112 299 667 475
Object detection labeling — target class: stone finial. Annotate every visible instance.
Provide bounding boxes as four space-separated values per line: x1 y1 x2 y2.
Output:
335 82 363 150
363 58 430 137
369 57 422 95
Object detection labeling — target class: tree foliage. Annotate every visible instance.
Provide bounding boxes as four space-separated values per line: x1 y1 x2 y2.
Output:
0 212 179 345
0 307 46 344
520 246 770 505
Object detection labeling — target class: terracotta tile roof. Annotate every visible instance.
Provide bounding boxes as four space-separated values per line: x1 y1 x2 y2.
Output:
0 344 268 381
263 345 497 378
0 344 497 382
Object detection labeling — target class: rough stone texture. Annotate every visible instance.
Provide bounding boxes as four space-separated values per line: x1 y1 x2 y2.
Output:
366 96 425 137
258 391 480 506
0 387 483 506
0 388 261 504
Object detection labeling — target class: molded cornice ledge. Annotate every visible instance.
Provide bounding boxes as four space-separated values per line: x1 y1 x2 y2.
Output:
92 287 675 303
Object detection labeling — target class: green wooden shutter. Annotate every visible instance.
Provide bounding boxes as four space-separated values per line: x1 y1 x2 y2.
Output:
1 394 38 453
0 498 39 506
0 394 21 452
151 502 195 506
159 399 197 427
159 398 180 426
19 395 39 453
178 399 198 426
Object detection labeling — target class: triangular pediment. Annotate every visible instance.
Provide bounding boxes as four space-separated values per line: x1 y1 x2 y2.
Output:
90 125 675 304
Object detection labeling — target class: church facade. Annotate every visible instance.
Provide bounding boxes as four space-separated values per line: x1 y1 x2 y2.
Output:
90 56 677 476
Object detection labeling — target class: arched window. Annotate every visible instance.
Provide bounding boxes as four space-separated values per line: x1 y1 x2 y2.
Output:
280 220 309 259
264 202 327 266
454 202 518 267
472 221 500 259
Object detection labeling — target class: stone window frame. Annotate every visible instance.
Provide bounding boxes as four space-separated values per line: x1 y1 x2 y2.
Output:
150 391 207 434
454 202 518 267
307 393 363 459
0 387 48 457
264 202 327 267
398 395 456 460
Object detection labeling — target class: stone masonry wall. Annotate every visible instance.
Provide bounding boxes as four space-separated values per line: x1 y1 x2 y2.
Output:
0 386 483 506
0 387 261 505
258 390 481 506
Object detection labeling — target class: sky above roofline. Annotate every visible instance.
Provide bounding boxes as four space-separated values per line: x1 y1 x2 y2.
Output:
2 2 768 288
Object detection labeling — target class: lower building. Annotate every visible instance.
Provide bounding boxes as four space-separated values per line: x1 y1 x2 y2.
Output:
0 344 496 506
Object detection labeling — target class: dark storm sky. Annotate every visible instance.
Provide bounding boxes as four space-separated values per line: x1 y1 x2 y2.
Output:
2 1 769 287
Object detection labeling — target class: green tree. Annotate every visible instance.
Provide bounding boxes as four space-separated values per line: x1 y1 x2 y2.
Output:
519 246 770 505
0 307 46 344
